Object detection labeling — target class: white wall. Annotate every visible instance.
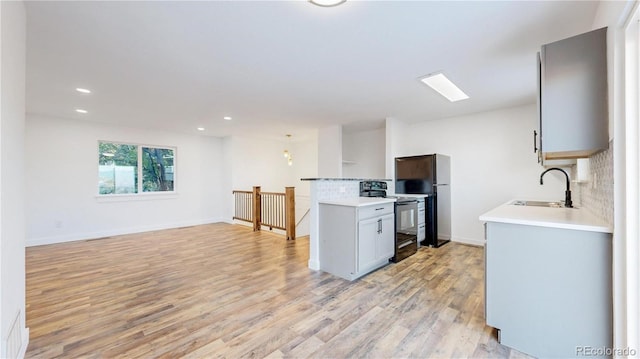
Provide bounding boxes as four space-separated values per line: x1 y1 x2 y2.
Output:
226 136 301 193
222 134 318 235
25 115 224 246
317 125 342 177
385 117 407 181
342 128 385 179
25 119 318 244
0 1 29 357
394 104 566 244
289 135 318 236
290 134 319 197
221 136 233 227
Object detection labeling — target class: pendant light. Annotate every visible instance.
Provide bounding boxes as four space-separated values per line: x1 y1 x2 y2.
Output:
283 134 293 166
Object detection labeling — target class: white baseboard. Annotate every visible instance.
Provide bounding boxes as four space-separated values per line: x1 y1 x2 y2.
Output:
26 217 224 247
18 328 29 359
308 259 320 270
452 236 485 247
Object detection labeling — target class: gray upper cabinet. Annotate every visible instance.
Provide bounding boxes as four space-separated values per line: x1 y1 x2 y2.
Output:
536 27 608 163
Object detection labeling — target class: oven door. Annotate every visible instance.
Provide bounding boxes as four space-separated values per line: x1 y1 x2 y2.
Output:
394 200 418 262
396 200 418 235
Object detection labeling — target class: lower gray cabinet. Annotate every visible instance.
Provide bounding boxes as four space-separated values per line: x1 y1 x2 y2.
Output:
320 202 394 281
485 222 612 358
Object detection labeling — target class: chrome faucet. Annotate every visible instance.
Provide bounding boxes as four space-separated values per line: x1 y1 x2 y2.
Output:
540 167 573 208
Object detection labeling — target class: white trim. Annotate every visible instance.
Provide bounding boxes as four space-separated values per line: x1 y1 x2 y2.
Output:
26 217 224 247
613 1 640 355
233 219 253 228
17 328 28 359
451 236 485 247
622 2 640 354
308 259 320 271
95 192 179 202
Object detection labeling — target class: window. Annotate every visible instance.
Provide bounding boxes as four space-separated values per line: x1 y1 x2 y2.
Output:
141 147 174 192
98 141 175 195
98 143 137 194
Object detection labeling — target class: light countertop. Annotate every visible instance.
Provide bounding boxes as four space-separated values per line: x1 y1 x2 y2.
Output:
388 194 430 199
479 200 612 233
301 178 391 181
319 197 396 207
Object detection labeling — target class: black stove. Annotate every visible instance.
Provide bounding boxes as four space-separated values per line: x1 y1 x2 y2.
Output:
359 181 388 198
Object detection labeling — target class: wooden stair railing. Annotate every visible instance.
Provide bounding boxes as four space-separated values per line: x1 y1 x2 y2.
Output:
231 190 253 224
232 186 296 240
285 187 295 241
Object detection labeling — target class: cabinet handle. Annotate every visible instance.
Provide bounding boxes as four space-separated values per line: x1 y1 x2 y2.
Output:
377 218 382 233
533 130 538 153
375 207 384 211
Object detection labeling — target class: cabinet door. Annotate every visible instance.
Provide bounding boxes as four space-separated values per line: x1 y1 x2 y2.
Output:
378 213 395 260
358 217 379 273
540 27 608 159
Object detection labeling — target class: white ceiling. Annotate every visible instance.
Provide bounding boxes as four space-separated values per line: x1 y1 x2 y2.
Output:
25 0 600 139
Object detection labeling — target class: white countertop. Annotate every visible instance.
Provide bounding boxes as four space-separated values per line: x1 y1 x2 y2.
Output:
389 194 429 199
479 200 612 233
319 197 396 207
301 178 391 181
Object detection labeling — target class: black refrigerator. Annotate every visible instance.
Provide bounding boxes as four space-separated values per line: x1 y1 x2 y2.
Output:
395 154 451 248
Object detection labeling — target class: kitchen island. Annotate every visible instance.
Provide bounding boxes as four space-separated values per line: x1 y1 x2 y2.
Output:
301 178 391 271
480 201 612 358
319 197 396 280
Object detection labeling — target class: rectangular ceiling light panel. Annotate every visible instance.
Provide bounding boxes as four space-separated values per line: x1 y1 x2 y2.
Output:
420 73 469 102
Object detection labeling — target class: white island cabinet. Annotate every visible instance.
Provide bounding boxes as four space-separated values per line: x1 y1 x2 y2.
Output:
319 198 395 281
480 202 613 358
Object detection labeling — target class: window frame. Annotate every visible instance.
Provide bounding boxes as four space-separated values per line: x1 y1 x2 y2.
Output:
97 140 177 199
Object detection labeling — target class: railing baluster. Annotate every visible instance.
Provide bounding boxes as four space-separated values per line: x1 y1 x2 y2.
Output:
232 187 295 239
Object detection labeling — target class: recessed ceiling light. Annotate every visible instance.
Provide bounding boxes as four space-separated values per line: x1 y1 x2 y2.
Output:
309 0 346 7
197 127 205 131
76 88 91 94
75 109 88 114
420 73 469 102
223 116 232 121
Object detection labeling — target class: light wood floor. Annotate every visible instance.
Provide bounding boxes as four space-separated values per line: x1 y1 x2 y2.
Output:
26 223 529 358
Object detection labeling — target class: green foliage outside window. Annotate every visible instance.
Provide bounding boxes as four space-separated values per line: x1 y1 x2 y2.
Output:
98 143 138 194
142 147 174 192
98 142 175 195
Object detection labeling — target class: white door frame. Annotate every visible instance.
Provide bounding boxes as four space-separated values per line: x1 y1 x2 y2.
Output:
614 1 640 355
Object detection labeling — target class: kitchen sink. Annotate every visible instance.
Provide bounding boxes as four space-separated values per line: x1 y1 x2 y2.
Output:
510 200 567 208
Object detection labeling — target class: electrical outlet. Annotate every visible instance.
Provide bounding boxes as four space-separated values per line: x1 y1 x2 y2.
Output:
339 186 346 193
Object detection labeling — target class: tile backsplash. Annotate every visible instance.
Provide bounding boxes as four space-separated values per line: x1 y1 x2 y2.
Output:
574 142 613 227
314 180 360 201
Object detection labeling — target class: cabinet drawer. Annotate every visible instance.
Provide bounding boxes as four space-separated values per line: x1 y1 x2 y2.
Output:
418 223 426 241
358 203 394 220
